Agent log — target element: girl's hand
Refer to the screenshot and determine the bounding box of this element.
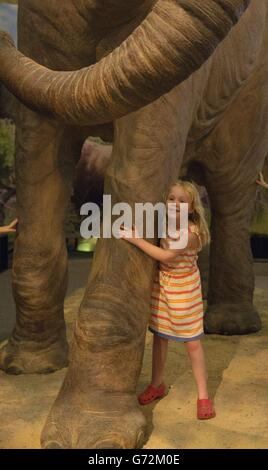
[256,172,268,189]
[118,224,141,245]
[0,218,18,234]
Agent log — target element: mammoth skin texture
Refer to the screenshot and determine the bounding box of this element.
[43,2,268,448]
[0,0,150,375]
[0,0,268,449]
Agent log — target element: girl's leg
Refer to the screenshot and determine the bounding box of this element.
[185,340,208,399]
[151,334,169,387]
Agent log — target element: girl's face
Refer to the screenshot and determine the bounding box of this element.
[166,185,193,219]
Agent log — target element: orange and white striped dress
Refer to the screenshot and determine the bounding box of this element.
[149,224,204,342]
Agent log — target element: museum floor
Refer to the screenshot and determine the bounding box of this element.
[0,256,267,449]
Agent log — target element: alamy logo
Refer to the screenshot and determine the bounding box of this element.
[80,195,189,249]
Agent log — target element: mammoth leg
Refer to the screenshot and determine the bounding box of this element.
[201,83,268,334]
[205,177,261,334]
[0,0,101,374]
[41,90,188,449]
[0,106,83,374]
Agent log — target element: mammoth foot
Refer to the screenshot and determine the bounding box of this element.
[41,389,146,449]
[204,302,262,335]
[0,337,68,375]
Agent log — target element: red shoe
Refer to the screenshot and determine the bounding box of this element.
[197,398,216,420]
[138,383,166,406]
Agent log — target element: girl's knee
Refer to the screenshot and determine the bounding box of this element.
[185,340,202,353]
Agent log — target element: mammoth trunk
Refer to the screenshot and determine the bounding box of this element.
[0,0,250,125]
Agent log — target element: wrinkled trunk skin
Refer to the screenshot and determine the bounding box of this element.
[0,1,249,125]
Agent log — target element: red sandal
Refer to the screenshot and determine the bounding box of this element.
[138,383,166,406]
[197,398,216,420]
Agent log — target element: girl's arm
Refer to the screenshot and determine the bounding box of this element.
[118,225,200,263]
[256,172,268,189]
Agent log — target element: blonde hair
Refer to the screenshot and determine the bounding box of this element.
[163,179,211,247]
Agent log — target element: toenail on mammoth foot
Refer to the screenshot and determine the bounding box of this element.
[0,338,68,375]
[41,394,147,449]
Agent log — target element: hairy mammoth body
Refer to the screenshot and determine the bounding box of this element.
[0,0,268,448]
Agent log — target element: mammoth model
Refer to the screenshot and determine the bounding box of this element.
[0,0,268,449]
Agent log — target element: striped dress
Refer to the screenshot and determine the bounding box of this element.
[149,224,204,342]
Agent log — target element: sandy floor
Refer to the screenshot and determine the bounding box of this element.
[0,286,268,449]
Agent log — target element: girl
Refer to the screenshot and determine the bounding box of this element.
[119,180,215,420]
